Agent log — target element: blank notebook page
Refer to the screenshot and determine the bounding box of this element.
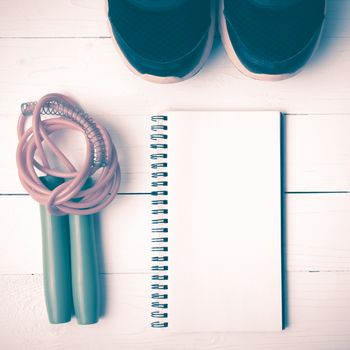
[166,111,282,332]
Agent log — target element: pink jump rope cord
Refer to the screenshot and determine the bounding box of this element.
[16,93,121,215]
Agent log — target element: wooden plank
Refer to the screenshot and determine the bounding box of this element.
[0,195,150,274]
[5,113,350,194]
[2,193,350,274]
[0,36,349,120]
[286,194,350,272]
[0,0,110,38]
[0,0,348,38]
[1,271,350,349]
[286,114,350,192]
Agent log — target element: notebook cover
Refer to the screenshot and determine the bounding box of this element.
[150,111,283,332]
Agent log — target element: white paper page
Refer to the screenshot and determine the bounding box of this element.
[166,111,282,332]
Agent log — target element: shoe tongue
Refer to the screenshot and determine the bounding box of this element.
[248,0,302,10]
[128,0,188,11]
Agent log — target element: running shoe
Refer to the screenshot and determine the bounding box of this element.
[219,0,326,80]
[106,0,216,83]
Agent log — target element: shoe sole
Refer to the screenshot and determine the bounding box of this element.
[105,0,216,84]
[219,0,327,81]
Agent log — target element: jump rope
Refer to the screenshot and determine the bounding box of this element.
[16,93,121,324]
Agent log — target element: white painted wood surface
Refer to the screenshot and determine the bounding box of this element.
[1,0,350,349]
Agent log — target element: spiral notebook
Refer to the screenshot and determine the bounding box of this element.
[150,111,283,332]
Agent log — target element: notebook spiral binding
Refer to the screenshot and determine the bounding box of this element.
[150,115,169,329]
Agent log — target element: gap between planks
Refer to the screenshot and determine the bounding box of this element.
[0,36,111,39]
[2,192,350,196]
[3,270,350,276]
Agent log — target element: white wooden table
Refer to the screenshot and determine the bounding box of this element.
[1,1,350,349]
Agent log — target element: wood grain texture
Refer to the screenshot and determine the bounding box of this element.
[0,195,150,274]
[1,272,350,350]
[4,113,350,194]
[2,193,350,274]
[286,115,350,192]
[1,0,350,348]
[0,0,348,38]
[0,39,349,118]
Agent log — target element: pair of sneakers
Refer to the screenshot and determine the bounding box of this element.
[106,0,326,83]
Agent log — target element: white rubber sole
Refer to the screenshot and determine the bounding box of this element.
[105,0,216,84]
[219,0,327,81]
